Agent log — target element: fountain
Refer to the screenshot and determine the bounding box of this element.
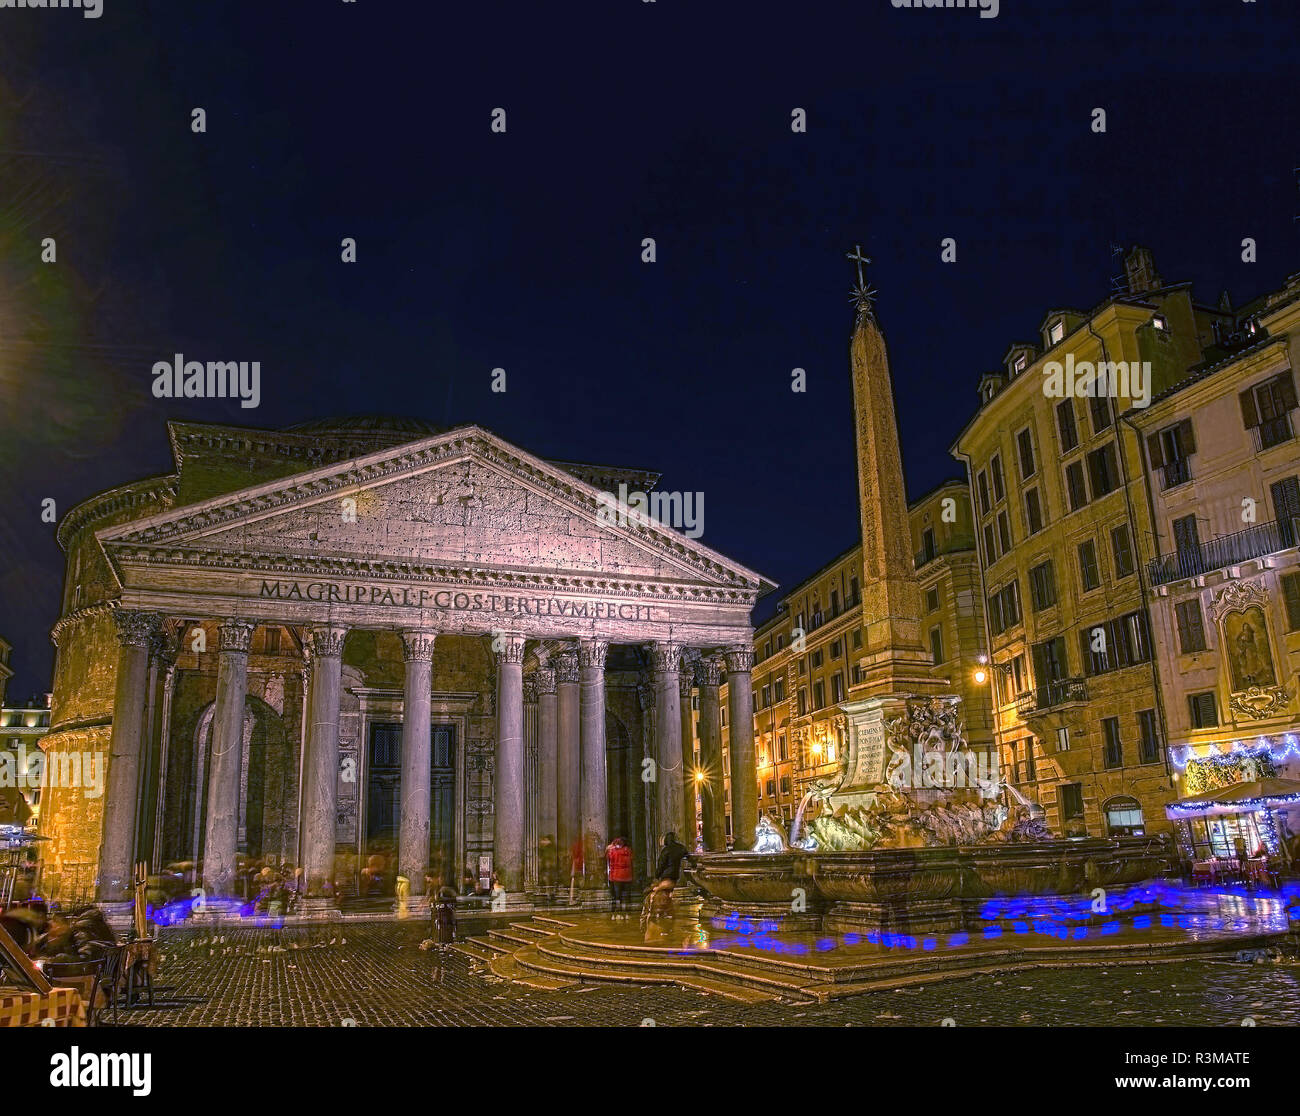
[692,693,1174,934]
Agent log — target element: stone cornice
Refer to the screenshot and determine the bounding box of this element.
[102,544,762,607]
[57,475,179,552]
[98,427,771,596]
[50,601,116,647]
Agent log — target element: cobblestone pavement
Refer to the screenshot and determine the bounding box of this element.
[111,920,1300,1027]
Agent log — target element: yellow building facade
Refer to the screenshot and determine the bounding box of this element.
[952,248,1236,837]
[1133,272,1300,851]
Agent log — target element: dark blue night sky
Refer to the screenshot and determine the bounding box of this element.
[2,0,1297,695]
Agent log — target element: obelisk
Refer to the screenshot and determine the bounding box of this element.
[846,248,947,699]
[831,248,954,806]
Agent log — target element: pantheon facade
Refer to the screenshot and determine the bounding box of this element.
[40,417,770,907]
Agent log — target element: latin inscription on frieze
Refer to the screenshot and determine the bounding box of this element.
[257,579,656,622]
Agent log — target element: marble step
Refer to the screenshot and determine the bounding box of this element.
[467,934,513,955]
[534,936,820,1002]
[448,940,499,964]
[510,943,780,1004]
[489,948,578,990]
[486,927,541,948]
[508,921,558,940]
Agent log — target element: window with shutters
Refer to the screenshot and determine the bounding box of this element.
[988,580,1021,635]
[1078,539,1100,591]
[1172,514,1202,576]
[797,688,808,716]
[1241,371,1299,450]
[977,470,991,515]
[1188,691,1218,729]
[1137,709,1161,765]
[926,588,940,613]
[997,510,1011,553]
[1066,461,1088,511]
[929,625,944,664]
[1111,524,1135,578]
[831,673,845,702]
[1090,395,1113,436]
[1283,572,1300,631]
[774,678,785,702]
[1025,487,1044,535]
[1147,419,1196,489]
[1174,599,1207,652]
[1087,442,1119,498]
[1029,560,1056,611]
[1080,610,1152,674]
[1060,783,1085,820]
[991,454,1005,503]
[1017,428,1036,479]
[920,526,937,563]
[983,522,997,563]
[813,680,825,709]
[1057,399,1079,452]
[1270,476,1300,547]
[1102,717,1123,769]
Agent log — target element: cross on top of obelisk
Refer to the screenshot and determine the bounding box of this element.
[846,243,877,320]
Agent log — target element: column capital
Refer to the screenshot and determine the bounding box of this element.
[308,624,348,658]
[112,609,162,648]
[724,646,755,674]
[579,638,609,671]
[494,633,527,664]
[148,628,178,666]
[522,677,538,703]
[533,666,557,695]
[678,667,696,698]
[698,656,725,687]
[217,618,256,654]
[554,648,580,684]
[401,629,438,662]
[649,641,682,675]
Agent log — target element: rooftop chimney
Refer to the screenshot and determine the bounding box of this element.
[1124,246,1162,295]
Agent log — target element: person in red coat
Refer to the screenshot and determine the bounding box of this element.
[604,836,634,917]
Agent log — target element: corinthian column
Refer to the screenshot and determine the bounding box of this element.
[555,648,580,879]
[697,656,726,851]
[97,609,161,903]
[725,646,758,850]
[202,618,256,899]
[679,657,698,848]
[398,630,437,901]
[534,666,558,893]
[579,638,609,890]
[651,642,683,850]
[493,634,527,892]
[302,624,347,901]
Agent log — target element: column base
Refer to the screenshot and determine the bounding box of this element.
[393,896,432,919]
[188,898,246,923]
[296,897,343,921]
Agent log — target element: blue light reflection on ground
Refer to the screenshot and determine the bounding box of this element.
[703,880,1295,960]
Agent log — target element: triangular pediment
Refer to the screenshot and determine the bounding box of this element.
[98,426,770,599]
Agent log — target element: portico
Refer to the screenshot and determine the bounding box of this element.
[73,424,771,911]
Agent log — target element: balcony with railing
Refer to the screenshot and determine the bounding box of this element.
[1254,412,1295,451]
[1159,456,1192,491]
[1146,517,1300,586]
[1015,677,1089,717]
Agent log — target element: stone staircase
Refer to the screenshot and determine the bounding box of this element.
[451,907,1291,1004]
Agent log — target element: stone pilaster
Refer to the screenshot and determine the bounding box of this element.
[555,648,580,883]
[651,642,684,851]
[697,656,726,851]
[302,625,347,903]
[493,634,527,892]
[97,609,161,903]
[725,646,758,851]
[679,655,698,848]
[534,666,559,894]
[397,630,437,902]
[199,619,255,899]
[578,638,609,890]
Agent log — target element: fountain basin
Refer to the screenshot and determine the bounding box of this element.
[692,836,1177,934]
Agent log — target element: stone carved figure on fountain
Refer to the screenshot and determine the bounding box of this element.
[1007,807,1052,843]
[753,813,789,854]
